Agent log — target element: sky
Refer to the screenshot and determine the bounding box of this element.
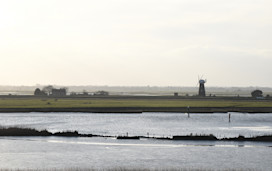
[0,0,271,87]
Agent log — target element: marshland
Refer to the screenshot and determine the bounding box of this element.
[0,96,272,113]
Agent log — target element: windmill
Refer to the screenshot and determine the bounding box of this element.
[197,76,207,97]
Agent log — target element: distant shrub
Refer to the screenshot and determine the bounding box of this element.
[251,90,263,98]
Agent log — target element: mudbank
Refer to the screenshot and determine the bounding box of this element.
[1,127,272,142]
[0,127,92,137]
[172,134,218,141]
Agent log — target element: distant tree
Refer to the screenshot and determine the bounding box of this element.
[251,90,263,98]
[42,85,54,95]
[34,88,41,95]
[34,88,47,96]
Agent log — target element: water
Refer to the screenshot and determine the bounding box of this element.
[0,112,272,170]
[1,112,272,138]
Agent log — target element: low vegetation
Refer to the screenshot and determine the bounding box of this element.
[1,127,272,142]
[0,97,272,108]
[0,127,82,137]
[0,168,218,171]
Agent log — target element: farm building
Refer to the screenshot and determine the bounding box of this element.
[51,88,67,96]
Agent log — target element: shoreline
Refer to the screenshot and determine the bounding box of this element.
[1,127,272,142]
[0,107,272,113]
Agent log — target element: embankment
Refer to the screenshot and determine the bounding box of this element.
[0,107,272,113]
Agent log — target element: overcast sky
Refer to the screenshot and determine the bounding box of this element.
[0,0,271,87]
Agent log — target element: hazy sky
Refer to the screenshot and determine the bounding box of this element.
[0,0,271,87]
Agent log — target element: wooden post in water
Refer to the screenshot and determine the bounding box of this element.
[228,113,231,123]
[187,106,190,118]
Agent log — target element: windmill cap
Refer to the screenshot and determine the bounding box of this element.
[199,79,206,84]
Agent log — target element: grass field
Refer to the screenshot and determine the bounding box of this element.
[0,97,272,108]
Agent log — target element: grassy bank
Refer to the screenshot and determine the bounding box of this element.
[0,96,271,113]
[0,168,244,171]
[0,97,272,108]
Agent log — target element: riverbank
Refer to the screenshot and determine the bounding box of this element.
[1,106,272,113]
[1,127,272,142]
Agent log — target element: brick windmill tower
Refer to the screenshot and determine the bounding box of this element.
[198,76,207,97]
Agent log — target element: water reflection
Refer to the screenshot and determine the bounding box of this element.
[0,136,272,170]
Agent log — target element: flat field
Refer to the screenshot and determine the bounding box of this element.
[0,97,271,108]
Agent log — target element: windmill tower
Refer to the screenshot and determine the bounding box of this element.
[198,76,207,97]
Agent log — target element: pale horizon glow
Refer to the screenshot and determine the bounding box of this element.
[0,0,271,87]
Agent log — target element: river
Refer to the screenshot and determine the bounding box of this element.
[0,112,272,170]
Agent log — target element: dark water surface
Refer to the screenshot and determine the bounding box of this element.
[0,112,272,170]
